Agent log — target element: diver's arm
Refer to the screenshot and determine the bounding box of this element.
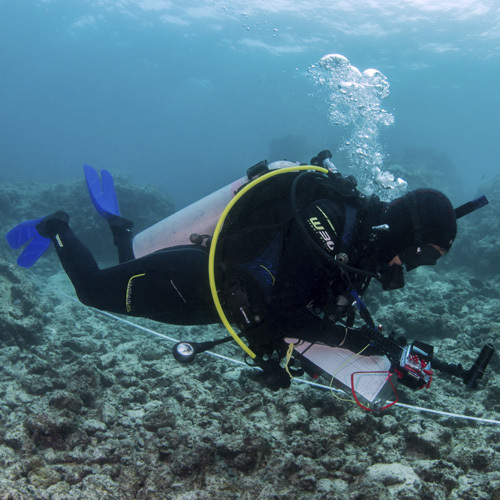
[295,320,385,355]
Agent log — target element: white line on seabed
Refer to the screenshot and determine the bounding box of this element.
[59,292,500,426]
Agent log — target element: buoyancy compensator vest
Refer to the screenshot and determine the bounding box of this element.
[214,167,382,355]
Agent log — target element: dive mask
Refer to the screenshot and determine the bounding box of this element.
[399,244,442,271]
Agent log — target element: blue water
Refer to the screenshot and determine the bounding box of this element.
[1,0,499,208]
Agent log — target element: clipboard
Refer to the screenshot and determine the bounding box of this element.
[285,338,395,410]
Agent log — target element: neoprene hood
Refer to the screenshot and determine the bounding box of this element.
[379,188,457,260]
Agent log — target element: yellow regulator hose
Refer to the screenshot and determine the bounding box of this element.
[208,165,328,359]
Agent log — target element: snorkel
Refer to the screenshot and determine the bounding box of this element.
[455,195,489,219]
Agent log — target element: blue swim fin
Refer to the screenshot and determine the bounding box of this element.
[83,164,120,218]
[5,217,51,268]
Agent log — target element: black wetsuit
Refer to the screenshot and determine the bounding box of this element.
[50,223,219,325]
[47,170,384,354]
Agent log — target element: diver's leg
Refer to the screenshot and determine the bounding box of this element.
[37,213,101,305]
[107,215,135,263]
[83,164,135,264]
[39,216,217,325]
[36,215,138,312]
[85,246,218,324]
[112,246,219,325]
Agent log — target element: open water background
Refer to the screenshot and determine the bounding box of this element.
[0,0,499,208]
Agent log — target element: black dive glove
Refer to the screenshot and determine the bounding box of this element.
[255,358,291,391]
[377,264,405,290]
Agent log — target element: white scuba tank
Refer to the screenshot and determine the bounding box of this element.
[132,161,300,258]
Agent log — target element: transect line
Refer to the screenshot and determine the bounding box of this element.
[58,292,500,425]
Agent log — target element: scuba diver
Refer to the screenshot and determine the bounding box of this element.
[6,151,493,397]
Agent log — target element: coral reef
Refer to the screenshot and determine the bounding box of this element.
[447,174,500,278]
[0,174,499,499]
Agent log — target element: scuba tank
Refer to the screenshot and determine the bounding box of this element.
[132,160,299,258]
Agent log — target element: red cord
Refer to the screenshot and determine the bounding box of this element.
[350,371,399,412]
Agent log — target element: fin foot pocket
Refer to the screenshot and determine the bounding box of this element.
[35,211,70,238]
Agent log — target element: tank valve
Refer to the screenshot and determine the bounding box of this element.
[190,233,210,245]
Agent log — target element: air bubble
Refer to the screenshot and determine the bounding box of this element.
[309,54,406,199]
